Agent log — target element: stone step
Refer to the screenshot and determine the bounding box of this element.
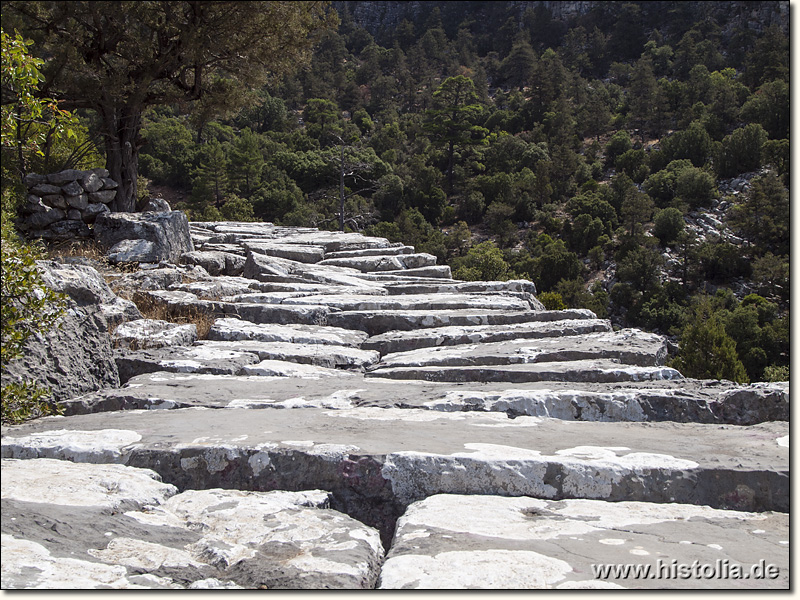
[1,458,382,589]
[1,409,788,550]
[362,318,613,354]
[192,340,380,370]
[115,345,260,383]
[379,494,789,589]
[318,253,437,273]
[217,293,534,313]
[355,265,453,279]
[374,330,669,369]
[242,241,326,264]
[59,373,788,426]
[207,317,368,347]
[384,279,538,296]
[367,360,683,384]
[324,245,414,259]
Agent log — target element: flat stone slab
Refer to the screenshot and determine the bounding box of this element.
[379,494,788,589]
[207,318,368,347]
[325,246,414,258]
[363,319,614,354]
[1,459,382,589]
[57,373,788,426]
[277,293,534,312]
[374,330,668,369]
[193,340,380,370]
[242,241,326,263]
[113,319,198,350]
[367,360,682,384]
[116,345,260,383]
[318,253,437,272]
[2,409,789,545]
[240,360,359,379]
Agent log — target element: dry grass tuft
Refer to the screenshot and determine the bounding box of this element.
[126,291,216,340]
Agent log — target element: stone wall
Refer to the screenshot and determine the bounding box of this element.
[18,168,119,241]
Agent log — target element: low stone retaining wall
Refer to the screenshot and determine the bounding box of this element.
[18,168,119,241]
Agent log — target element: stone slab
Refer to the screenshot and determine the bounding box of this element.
[379,494,788,589]
[363,319,614,354]
[193,340,380,369]
[207,317,369,347]
[374,330,669,369]
[116,345,260,383]
[366,360,683,384]
[1,459,382,589]
[1,409,789,545]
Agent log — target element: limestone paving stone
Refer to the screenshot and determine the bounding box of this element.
[363,318,614,354]
[1,459,383,589]
[115,345,260,383]
[113,319,198,350]
[1,408,789,533]
[207,317,369,347]
[373,329,669,369]
[56,372,788,426]
[192,340,380,369]
[378,494,788,589]
[318,253,437,272]
[367,360,683,384]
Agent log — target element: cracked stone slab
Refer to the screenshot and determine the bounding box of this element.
[379,494,788,589]
[367,360,683,384]
[57,373,788,426]
[2,409,789,539]
[374,330,669,369]
[363,319,613,354]
[318,253,437,272]
[193,340,380,369]
[115,345,260,383]
[242,241,326,263]
[276,293,535,312]
[1,459,382,589]
[113,319,198,350]
[207,318,368,347]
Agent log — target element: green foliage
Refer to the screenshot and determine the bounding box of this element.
[726,171,788,255]
[652,207,685,245]
[538,291,566,311]
[671,300,749,383]
[715,123,768,178]
[451,241,516,282]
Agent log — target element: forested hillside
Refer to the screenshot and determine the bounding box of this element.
[3,1,790,383]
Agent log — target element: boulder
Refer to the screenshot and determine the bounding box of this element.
[141,197,171,212]
[82,202,110,223]
[47,169,83,185]
[180,250,246,276]
[89,190,118,204]
[66,193,89,210]
[95,211,193,263]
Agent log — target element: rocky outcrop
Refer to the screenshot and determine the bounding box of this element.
[94,211,193,264]
[1,220,789,589]
[18,169,118,240]
[1,261,141,402]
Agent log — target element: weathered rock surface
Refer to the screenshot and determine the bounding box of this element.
[379,494,789,589]
[95,211,193,263]
[1,261,141,402]
[113,319,198,350]
[1,459,383,589]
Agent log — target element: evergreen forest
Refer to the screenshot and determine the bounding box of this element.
[1,1,790,386]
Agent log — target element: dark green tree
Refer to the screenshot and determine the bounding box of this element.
[4,1,337,211]
[423,76,488,194]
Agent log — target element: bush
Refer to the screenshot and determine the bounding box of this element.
[652,207,685,245]
[538,291,567,310]
[1,212,66,423]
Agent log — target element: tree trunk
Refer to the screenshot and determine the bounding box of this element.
[101,104,142,212]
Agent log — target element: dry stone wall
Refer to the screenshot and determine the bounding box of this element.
[18,168,119,241]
